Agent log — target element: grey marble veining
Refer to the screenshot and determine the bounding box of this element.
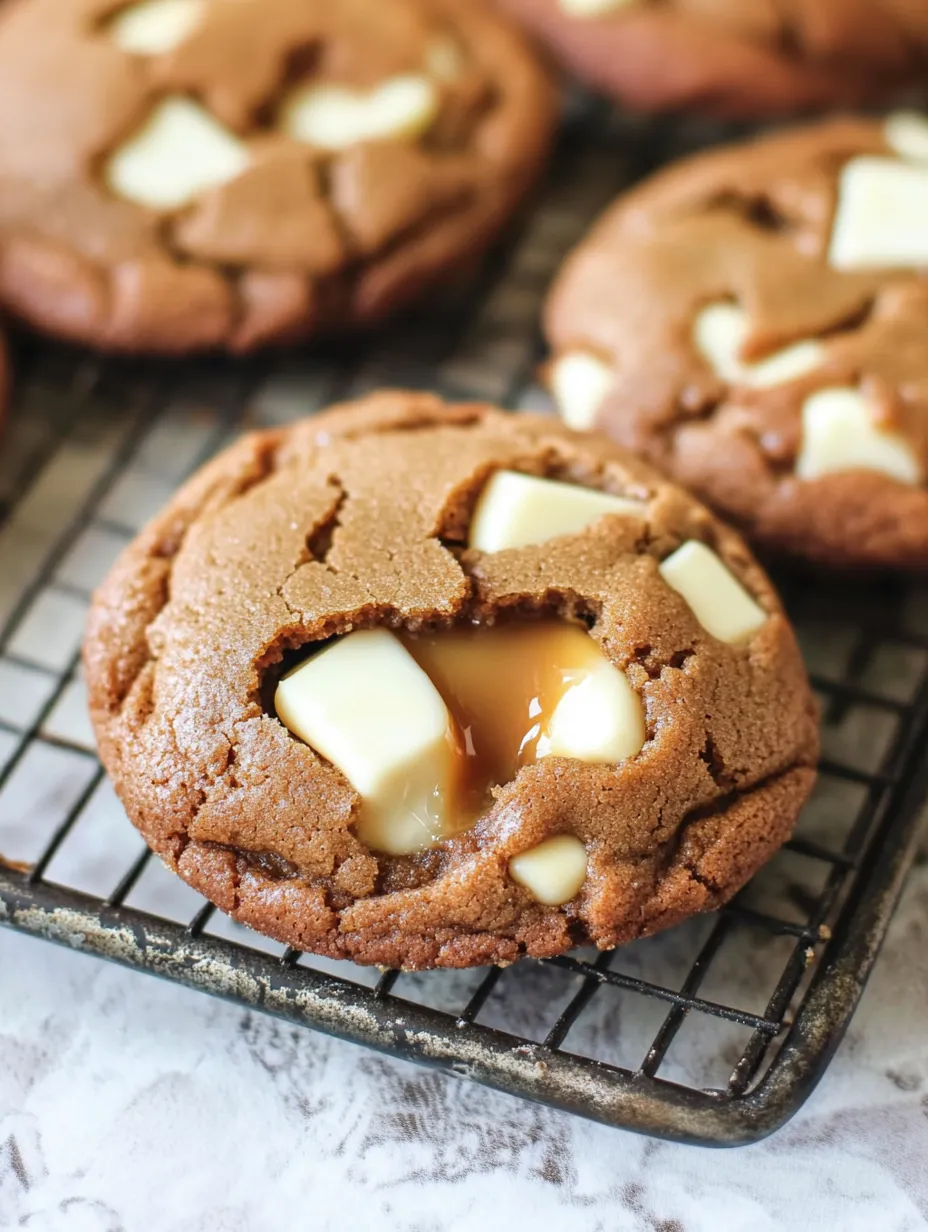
[0,843,926,1232]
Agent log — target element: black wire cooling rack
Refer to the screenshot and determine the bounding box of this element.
[1,109,927,1147]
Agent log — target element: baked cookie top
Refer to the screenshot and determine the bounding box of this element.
[85,392,817,970]
[492,0,928,117]
[0,0,554,354]
[547,114,928,571]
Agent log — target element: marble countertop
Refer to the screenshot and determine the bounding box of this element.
[2,840,926,1232]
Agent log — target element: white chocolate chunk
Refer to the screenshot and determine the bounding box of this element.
[281,75,439,150]
[559,0,636,15]
[537,659,645,764]
[105,97,249,209]
[509,835,588,906]
[551,351,613,430]
[694,302,823,389]
[108,0,204,55]
[797,388,922,485]
[275,629,456,855]
[885,111,928,164]
[659,541,767,644]
[469,471,644,554]
[829,157,928,270]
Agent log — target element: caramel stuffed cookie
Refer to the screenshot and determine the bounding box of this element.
[85,393,818,970]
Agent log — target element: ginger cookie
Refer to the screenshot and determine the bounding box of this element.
[0,0,555,353]
[84,391,818,969]
[547,114,928,571]
[492,0,928,117]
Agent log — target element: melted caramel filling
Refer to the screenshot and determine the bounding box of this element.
[399,620,607,836]
[275,619,641,857]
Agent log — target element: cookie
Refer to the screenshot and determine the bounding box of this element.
[0,0,554,354]
[84,391,818,970]
[546,114,928,572]
[492,0,928,118]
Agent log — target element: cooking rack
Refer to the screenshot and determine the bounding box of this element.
[1,107,927,1148]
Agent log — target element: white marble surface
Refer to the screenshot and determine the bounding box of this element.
[1,842,926,1232]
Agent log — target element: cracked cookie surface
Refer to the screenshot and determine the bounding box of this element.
[84,392,818,969]
[0,0,554,354]
[546,117,928,572]
[491,0,928,117]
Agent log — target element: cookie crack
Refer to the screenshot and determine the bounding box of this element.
[103,437,285,719]
[703,191,792,236]
[629,642,696,680]
[304,478,348,568]
[659,760,808,890]
[698,735,738,792]
[769,0,802,61]
[681,860,722,897]
[315,156,361,262]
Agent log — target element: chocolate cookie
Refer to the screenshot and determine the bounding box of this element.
[0,0,554,354]
[546,114,928,572]
[492,0,928,118]
[85,391,818,970]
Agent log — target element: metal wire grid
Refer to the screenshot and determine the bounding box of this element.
[1,116,927,1147]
